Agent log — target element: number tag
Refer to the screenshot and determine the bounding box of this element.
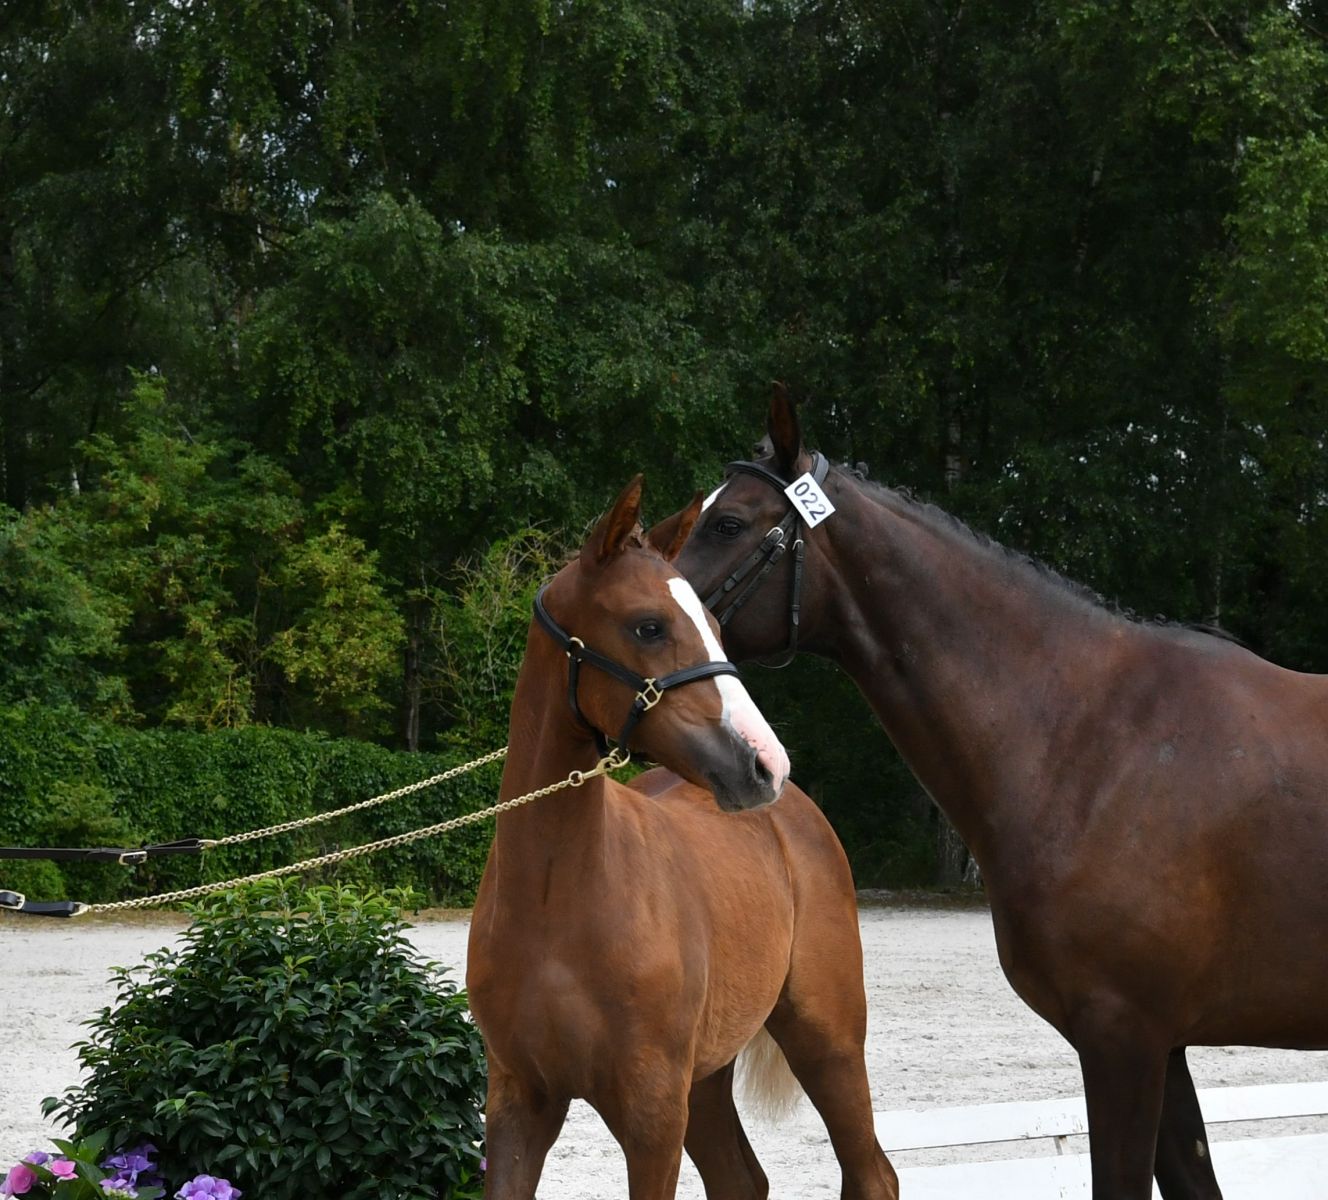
[784,473,836,528]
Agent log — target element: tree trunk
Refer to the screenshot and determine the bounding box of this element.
[402,601,423,752]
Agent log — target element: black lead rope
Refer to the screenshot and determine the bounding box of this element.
[0,839,212,918]
[0,838,209,866]
[1,891,84,918]
[702,452,829,669]
[532,583,741,760]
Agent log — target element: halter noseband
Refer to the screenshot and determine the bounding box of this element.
[701,451,830,669]
[533,582,741,760]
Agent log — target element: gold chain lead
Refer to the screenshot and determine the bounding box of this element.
[75,749,628,917]
[207,745,512,848]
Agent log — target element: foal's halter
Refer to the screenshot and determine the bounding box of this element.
[533,583,741,760]
[702,452,830,669]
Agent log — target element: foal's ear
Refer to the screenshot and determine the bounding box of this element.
[768,381,806,478]
[647,491,704,562]
[582,474,645,567]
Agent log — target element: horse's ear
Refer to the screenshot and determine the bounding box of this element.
[647,491,704,562]
[582,474,645,567]
[767,381,805,478]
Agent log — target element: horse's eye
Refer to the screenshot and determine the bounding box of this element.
[634,619,665,642]
[713,516,744,538]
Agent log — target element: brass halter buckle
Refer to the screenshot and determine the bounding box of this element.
[636,679,664,711]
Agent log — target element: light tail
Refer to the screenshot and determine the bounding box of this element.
[736,1026,804,1123]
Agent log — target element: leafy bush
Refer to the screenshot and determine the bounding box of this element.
[44,882,486,1200]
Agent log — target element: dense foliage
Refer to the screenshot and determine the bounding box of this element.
[0,701,498,907]
[4,1,1328,883]
[44,883,486,1200]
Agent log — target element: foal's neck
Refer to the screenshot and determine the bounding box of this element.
[814,480,1133,866]
[488,624,613,884]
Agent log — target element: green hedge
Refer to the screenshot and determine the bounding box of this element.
[0,703,499,908]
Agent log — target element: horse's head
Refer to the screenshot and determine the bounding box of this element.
[539,475,790,811]
[664,384,838,665]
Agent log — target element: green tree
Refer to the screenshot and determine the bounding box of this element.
[0,507,129,714]
[11,375,405,733]
[5,0,1328,883]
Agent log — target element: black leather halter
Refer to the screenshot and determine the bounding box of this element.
[533,583,741,760]
[701,451,830,669]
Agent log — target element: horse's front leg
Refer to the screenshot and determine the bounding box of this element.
[597,1062,691,1200]
[1154,1048,1223,1200]
[1074,997,1171,1200]
[482,1063,570,1200]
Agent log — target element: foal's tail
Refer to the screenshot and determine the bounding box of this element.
[736,1027,804,1123]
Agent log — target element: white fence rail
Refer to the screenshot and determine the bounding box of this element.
[881,1081,1328,1199]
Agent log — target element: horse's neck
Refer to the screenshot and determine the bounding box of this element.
[488,629,612,888]
[816,483,1130,865]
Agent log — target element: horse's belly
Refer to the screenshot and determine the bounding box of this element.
[989,881,1328,1051]
[688,966,792,1080]
[1188,937,1328,1047]
[470,921,789,1099]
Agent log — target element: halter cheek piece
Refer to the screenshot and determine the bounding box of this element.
[701,451,829,669]
[533,583,741,761]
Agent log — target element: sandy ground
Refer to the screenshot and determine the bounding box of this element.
[3,900,1325,1196]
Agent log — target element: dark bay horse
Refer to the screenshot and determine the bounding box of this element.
[664,388,1328,1200]
[466,476,898,1200]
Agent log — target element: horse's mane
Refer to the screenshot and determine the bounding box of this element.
[840,462,1243,647]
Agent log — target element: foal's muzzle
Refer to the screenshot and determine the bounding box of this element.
[695,724,785,812]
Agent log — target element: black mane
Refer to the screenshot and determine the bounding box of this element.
[843,464,1242,646]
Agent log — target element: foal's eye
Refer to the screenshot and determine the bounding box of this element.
[634,619,666,642]
[713,516,744,538]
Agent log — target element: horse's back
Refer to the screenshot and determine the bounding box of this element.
[627,767,856,885]
[628,766,867,1008]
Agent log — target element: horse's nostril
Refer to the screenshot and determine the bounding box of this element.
[751,751,773,787]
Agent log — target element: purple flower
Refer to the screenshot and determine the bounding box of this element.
[101,1144,162,1191]
[49,1159,77,1180]
[0,1163,36,1197]
[99,1182,139,1200]
[20,1154,48,1167]
[175,1175,241,1200]
[104,1155,150,1176]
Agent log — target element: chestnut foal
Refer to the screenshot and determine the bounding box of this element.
[466,477,897,1200]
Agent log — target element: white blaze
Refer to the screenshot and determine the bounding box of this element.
[700,482,727,511]
[666,578,791,792]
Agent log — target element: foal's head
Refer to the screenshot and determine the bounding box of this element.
[541,475,791,811]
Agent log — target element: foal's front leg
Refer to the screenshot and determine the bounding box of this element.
[483,1063,570,1200]
[596,1065,692,1200]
